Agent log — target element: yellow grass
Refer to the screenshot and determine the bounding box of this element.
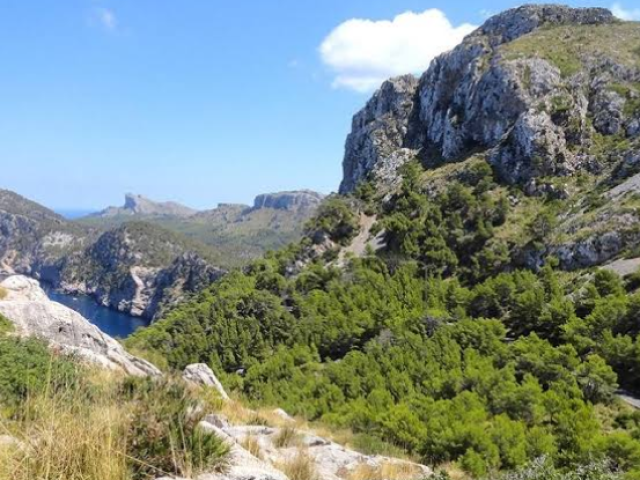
[241,434,264,460]
[0,373,129,480]
[346,461,423,480]
[276,450,319,480]
[0,287,7,300]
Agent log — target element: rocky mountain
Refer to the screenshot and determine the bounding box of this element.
[340,4,640,270]
[252,190,324,212]
[0,190,224,319]
[81,190,325,266]
[126,7,640,477]
[92,193,197,218]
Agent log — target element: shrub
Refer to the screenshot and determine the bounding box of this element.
[0,313,13,334]
[0,336,82,409]
[123,376,230,479]
[274,425,301,448]
[305,197,359,246]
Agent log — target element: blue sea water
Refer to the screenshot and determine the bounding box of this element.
[44,289,149,338]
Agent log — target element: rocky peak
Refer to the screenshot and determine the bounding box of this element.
[252,190,325,212]
[339,5,633,193]
[339,75,419,194]
[475,5,614,47]
[95,193,197,218]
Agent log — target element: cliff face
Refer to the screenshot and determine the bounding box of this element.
[252,190,325,212]
[338,5,640,270]
[340,5,630,193]
[0,191,224,320]
[93,193,197,218]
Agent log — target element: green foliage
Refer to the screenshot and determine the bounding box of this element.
[0,313,13,335]
[305,197,359,246]
[128,161,640,476]
[0,336,82,409]
[122,376,230,479]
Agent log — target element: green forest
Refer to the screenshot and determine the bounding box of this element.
[127,161,640,478]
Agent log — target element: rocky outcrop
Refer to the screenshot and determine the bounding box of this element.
[339,5,622,193]
[252,191,325,213]
[92,193,197,218]
[0,275,160,376]
[193,418,431,480]
[339,75,419,193]
[57,225,226,320]
[182,363,230,400]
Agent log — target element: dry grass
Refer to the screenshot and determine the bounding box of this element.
[276,450,319,480]
[274,426,301,448]
[0,369,230,480]
[0,287,7,301]
[0,372,129,480]
[346,461,424,480]
[240,434,264,460]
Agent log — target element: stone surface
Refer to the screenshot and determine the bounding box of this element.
[212,423,430,480]
[339,5,620,194]
[0,275,160,376]
[92,193,197,218]
[252,191,325,212]
[182,364,230,400]
[339,75,419,194]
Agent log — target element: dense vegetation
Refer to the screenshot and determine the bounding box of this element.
[0,336,229,480]
[128,161,640,477]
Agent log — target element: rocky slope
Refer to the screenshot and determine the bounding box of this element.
[0,274,159,375]
[339,4,640,270]
[79,191,325,267]
[57,222,226,318]
[0,190,224,319]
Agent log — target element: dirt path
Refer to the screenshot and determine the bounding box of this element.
[336,214,381,266]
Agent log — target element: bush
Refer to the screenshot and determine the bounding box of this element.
[0,336,82,409]
[0,313,13,334]
[305,197,359,246]
[123,376,230,479]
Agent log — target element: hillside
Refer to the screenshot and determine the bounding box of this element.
[0,190,225,319]
[127,6,640,478]
[79,191,325,266]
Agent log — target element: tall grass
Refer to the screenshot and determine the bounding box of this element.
[0,351,230,480]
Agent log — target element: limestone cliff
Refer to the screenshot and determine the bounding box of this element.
[339,5,626,193]
[338,5,640,271]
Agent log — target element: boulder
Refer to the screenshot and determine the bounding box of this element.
[0,275,160,377]
[182,364,230,400]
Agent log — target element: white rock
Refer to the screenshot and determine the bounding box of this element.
[182,364,230,400]
[0,275,160,377]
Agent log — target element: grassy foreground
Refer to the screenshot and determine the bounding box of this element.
[0,336,229,480]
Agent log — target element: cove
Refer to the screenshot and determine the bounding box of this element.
[44,288,149,338]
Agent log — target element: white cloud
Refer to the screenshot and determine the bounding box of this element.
[319,9,477,93]
[611,3,640,20]
[96,7,117,31]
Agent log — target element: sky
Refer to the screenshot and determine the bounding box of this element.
[1,1,639,212]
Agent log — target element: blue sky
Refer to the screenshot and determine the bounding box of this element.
[1,1,638,211]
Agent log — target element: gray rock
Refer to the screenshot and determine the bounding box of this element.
[0,275,160,376]
[252,191,324,212]
[339,75,419,194]
[92,193,197,218]
[338,5,621,193]
[183,364,230,400]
